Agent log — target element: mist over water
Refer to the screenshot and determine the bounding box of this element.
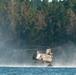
[52,42,76,67]
[0,24,76,67]
[0,35,76,67]
[0,23,76,67]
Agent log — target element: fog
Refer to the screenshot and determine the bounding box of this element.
[0,36,76,67]
[52,42,76,67]
[0,23,76,67]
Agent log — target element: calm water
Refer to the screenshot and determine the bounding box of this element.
[0,67,76,75]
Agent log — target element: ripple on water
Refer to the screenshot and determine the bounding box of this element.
[0,67,76,75]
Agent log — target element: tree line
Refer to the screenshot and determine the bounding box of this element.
[0,0,76,47]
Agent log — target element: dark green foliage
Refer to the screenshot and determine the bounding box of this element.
[0,0,76,46]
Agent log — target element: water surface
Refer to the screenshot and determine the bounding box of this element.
[0,67,76,75]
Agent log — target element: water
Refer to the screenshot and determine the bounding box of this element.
[0,67,76,75]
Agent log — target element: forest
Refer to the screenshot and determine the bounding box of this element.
[0,0,76,47]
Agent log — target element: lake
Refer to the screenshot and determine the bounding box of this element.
[0,67,76,75]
